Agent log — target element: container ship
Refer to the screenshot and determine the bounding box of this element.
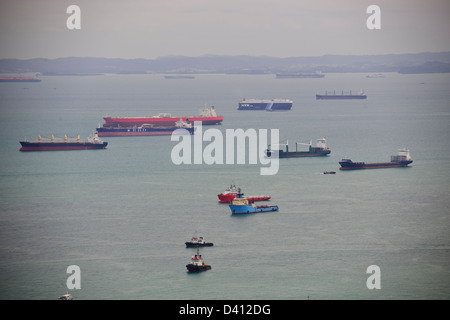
[96,120,194,137]
[276,73,324,79]
[265,138,330,158]
[0,75,41,82]
[20,134,107,151]
[102,106,222,128]
[339,148,413,170]
[217,184,271,203]
[316,91,367,100]
[238,99,293,111]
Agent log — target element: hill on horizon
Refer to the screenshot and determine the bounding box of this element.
[1,52,450,75]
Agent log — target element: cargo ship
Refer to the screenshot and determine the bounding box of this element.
[316,91,367,100]
[20,134,107,151]
[164,75,195,79]
[186,248,211,272]
[339,148,413,170]
[217,184,271,203]
[229,193,278,215]
[102,106,222,127]
[0,75,41,82]
[238,98,293,111]
[265,138,330,158]
[276,73,324,79]
[96,119,194,137]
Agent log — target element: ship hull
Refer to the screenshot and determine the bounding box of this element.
[218,194,271,203]
[276,73,324,79]
[103,116,222,127]
[339,160,413,170]
[96,126,194,137]
[186,265,211,272]
[238,101,292,111]
[266,149,330,158]
[185,242,214,248]
[277,151,330,158]
[0,78,41,82]
[19,141,107,151]
[316,94,366,100]
[229,204,279,214]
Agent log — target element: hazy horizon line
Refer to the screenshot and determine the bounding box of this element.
[2,50,450,61]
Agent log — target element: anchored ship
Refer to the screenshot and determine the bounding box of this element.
[164,75,195,79]
[96,119,194,137]
[276,73,324,79]
[0,75,41,82]
[316,90,367,100]
[185,236,213,248]
[265,138,330,158]
[238,98,293,111]
[229,193,278,214]
[102,106,222,128]
[186,248,211,272]
[20,134,107,151]
[218,184,271,203]
[339,148,413,170]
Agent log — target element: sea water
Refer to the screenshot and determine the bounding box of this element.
[0,72,449,300]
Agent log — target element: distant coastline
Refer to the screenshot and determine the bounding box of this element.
[1,52,450,75]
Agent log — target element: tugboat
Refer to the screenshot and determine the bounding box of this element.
[229,193,279,215]
[58,293,73,300]
[218,184,271,203]
[185,236,214,248]
[186,248,211,273]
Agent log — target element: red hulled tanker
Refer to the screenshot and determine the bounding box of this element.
[102,106,222,128]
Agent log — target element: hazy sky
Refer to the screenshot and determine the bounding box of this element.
[1,0,449,59]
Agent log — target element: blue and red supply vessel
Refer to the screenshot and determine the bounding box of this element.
[229,193,278,215]
[20,134,107,151]
[339,148,413,170]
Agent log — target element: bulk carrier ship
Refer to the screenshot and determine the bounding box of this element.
[20,134,107,151]
[316,90,367,100]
